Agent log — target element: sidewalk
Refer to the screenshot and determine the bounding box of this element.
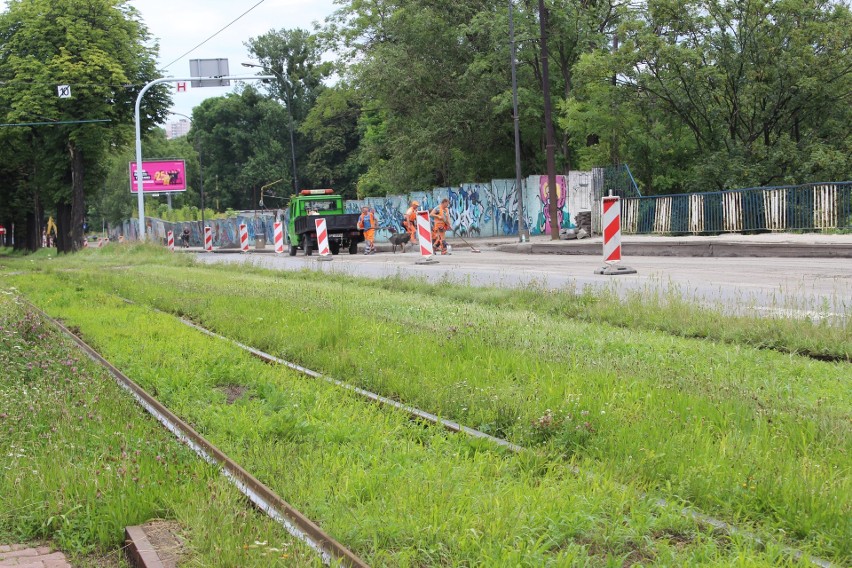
[492,232,852,258]
[0,544,71,567]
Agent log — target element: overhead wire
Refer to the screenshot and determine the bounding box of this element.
[159,0,268,71]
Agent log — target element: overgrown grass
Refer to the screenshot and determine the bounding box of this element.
[1,245,849,565]
[0,293,325,566]
[1,285,813,566]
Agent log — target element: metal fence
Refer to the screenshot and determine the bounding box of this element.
[615,182,852,235]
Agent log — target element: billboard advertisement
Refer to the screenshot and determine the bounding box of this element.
[129,160,187,193]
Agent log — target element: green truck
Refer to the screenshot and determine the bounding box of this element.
[287,189,364,256]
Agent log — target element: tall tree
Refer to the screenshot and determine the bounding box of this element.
[574,0,852,192]
[0,0,169,251]
[246,28,333,192]
[191,87,291,210]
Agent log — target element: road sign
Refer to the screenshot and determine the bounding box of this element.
[189,59,230,88]
[57,85,71,98]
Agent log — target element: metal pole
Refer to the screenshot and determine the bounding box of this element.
[135,75,273,241]
[199,133,205,233]
[510,0,527,242]
[285,79,299,193]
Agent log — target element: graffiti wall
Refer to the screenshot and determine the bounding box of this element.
[113,214,277,248]
[116,173,595,244]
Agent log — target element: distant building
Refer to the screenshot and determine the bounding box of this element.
[165,119,191,140]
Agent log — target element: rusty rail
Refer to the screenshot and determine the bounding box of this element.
[29,301,369,568]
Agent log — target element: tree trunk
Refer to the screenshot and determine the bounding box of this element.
[538,0,559,240]
[69,142,85,251]
[55,202,73,254]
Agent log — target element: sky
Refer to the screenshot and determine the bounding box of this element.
[130,0,338,121]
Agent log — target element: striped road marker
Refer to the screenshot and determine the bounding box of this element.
[415,210,438,264]
[595,195,636,275]
[239,223,249,253]
[167,231,174,252]
[273,222,284,254]
[314,218,332,261]
[204,226,213,252]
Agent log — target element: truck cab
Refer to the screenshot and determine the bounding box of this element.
[287,189,364,256]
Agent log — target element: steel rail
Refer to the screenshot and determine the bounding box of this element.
[27,300,369,568]
[168,311,834,568]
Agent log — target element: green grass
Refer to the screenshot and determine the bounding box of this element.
[0,293,325,566]
[1,244,849,565]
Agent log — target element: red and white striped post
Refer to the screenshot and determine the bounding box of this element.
[239,224,249,252]
[595,195,636,275]
[602,196,621,263]
[314,218,332,260]
[204,226,213,252]
[415,210,438,264]
[273,222,284,253]
[167,231,174,252]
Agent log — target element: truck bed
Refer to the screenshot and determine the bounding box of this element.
[294,213,361,235]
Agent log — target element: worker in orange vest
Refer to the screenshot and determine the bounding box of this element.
[430,198,451,254]
[357,205,377,255]
[403,200,419,251]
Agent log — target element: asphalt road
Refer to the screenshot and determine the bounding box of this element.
[195,247,851,323]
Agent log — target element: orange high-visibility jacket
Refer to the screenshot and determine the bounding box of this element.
[357,211,376,230]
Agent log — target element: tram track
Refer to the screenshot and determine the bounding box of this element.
[116,296,833,568]
[25,299,369,568]
[13,285,837,568]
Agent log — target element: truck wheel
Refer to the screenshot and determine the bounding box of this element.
[349,240,358,255]
[330,241,340,255]
[305,240,313,256]
[288,244,298,256]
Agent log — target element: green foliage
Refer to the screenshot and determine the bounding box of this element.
[0,0,170,249]
[300,84,366,199]
[565,0,852,193]
[191,87,292,210]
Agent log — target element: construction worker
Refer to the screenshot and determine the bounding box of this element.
[430,198,451,254]
[357,205,377,254]
[403,200,419,251]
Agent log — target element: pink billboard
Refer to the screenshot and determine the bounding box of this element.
[129,160,187,193]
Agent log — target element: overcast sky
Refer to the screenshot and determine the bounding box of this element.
[130,0,338,121]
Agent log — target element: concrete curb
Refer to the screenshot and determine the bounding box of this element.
[125,527,164,568]
[496,241,852,258]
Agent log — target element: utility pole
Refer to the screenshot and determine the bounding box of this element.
[510,0,528,242]
[538,0,560,240]
[134,74,272,240]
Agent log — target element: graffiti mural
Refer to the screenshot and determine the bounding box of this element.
[448,184,486,237]
[485,179,530,236]
[116,173,595,244]
[532,175,568,235]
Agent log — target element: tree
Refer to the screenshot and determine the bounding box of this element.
[0,0,169,251]
[245,28,334,192]
[300,84,366,198]
[327,0,518,193]
[190,87,292,210]
[577,0,852,192]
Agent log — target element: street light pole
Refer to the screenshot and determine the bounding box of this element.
[134,75,273,241]
[509,0,528,242]
[242,62,299,193]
